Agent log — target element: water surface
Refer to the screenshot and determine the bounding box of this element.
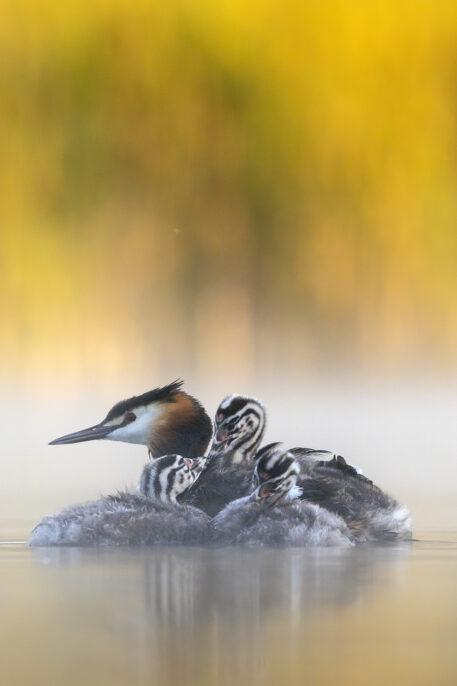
[1,533,456,686]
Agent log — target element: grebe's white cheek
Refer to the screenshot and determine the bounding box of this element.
[107,405,162,445]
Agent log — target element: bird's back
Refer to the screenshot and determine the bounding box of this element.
[180,455,254,517]
[211,496,355,547]
[28,493,210,547]
[291,449,411,541]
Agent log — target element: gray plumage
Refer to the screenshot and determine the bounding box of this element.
[280,447,412,542]
[210,446,355,547]
[180,395,266,516]
[28,455,210,547]
[210,497,356,547]
[28,493,209,547]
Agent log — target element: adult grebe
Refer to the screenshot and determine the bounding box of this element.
[210,444,354,546]
[49,380,213,459]
[28,455,210,546]
[180,394,266,516]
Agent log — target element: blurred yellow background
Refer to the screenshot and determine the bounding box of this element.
[2,0,457,388]
[1,1,457,534]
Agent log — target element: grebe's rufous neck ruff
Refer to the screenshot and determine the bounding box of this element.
[49,380,213,459]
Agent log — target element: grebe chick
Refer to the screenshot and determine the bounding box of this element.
[283,448,411,542]
[210,445,354,547]
[180,394,266,516]
[28,455,210,547]
[49,380,212,459]
[211,394,266,466]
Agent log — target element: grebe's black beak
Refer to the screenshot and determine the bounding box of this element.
[49,423,113,445]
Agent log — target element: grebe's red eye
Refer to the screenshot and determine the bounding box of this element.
[125,412,136,424]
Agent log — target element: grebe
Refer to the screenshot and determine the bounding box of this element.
[291,447,361,477]
[210,444,354,547]
[266,445,411,542]
[28,455,210,546]
[211,394,266,465]
[180,394,266,516]
[49,380,213,459]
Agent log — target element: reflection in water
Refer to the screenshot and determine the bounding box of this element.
[1,539,456,685]
[25,544,414,685]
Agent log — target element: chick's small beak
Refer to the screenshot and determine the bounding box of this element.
[216,427,230,442]
[190,457,207,474]
[49,423,114,445]
[259,485,271,499]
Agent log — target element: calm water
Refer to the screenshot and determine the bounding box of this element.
[1,533,456,686]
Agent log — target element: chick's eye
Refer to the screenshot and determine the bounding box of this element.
[125,412,136,423]
[217,413,224,422]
